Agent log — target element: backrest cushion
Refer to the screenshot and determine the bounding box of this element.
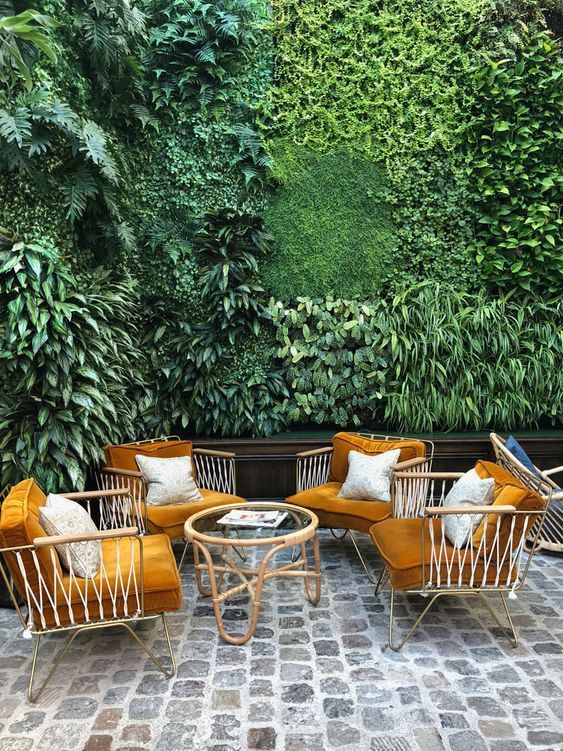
[329,432,426,484]
[0,479,61,598]
[472,460,545,548]
[505,435,540,478]
[103,440,194,474]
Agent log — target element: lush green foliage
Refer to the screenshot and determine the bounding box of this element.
[271,297,388,427]
[71,0,147,121]
[265,0,562,294]
[0,87,120,224]
[0,5,57,90]
[273,285,563,433]
[470,27,562,293]
[145,0,259,112]
[261,144,397,298]
[144,209,288,438]
[265,0,488,291]
[0,239,141,491]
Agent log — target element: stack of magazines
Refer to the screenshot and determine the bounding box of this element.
[217,509,288,529]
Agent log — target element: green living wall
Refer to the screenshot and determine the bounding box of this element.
[0,0,561,489]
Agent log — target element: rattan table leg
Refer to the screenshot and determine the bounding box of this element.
[302,532,321,604]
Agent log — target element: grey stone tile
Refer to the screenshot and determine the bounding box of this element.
[0,531,559,750]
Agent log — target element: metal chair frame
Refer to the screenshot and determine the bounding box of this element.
[96,436,238,568]
[490,432,563,553]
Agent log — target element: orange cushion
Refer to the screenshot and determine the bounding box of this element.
[473,460,545,547]
[0,479,61,600]
[145,489,247,540]
[329,432,426,483]
[370,517,510,591]
[287,482,391,533]
[38,533,182,629]
[103,440,193,473]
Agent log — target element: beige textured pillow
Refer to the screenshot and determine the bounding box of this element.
[39,493,100,579]
[337,449,401,503]
[443,469,495,548]
[135,454,203,506]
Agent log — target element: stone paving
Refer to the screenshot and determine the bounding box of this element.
[0,530,561,751]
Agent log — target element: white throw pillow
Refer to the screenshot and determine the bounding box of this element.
[337,449,401,503]
[135,454,203,506]
[39,493,101,579]
[443,469,495,548]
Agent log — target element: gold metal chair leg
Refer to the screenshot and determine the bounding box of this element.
[330,528,348,540]
[122,615,176,678]
[478,591,518,648]
[28,630,82,703]
[221,528,248,563]
[349,530,380,585]
[291,545,302,563]
[231,536,248,563]
[388,589,441,652]
[178,539,190,571]
[27,615,176,703]
[374,567,389,596]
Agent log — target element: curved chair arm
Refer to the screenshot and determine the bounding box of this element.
[392,470,464,519]
[544,464,563,478]
[296,447,333,492]
[296,447,333,459]
[32,526,139,546]
[192,448,236,495]
[391,457,427,471]
[95,469,147,532]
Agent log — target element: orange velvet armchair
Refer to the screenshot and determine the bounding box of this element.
[287,432,434,583]
[371,460,549,650]
[97,436,246,567]
[0,479,181,702]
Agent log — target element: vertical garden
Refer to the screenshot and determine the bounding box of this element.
[0,0,561,489]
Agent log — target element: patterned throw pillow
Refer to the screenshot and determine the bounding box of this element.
[39,494,101,579]
[337,449,401,503]
[443,469,495,548]
[135,455,203,506]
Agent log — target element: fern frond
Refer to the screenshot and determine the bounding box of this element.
[116,220,135,251]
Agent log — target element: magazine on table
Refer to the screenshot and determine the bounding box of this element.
[217,509,288,529]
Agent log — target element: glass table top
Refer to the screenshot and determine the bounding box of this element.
[188,502,314,542]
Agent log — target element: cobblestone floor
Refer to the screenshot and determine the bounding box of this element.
[0,531,561,751]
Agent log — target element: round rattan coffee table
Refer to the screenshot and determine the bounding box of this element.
[184,502,321,644]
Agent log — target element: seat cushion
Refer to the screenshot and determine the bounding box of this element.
[473,460,545,547]
[370,518,510,591]
[38,533,182,629]
[287,482,391,533]
[0,479,62,599]
[145,488,247,539]
[329,432,426,483]
[103,439,193,474]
